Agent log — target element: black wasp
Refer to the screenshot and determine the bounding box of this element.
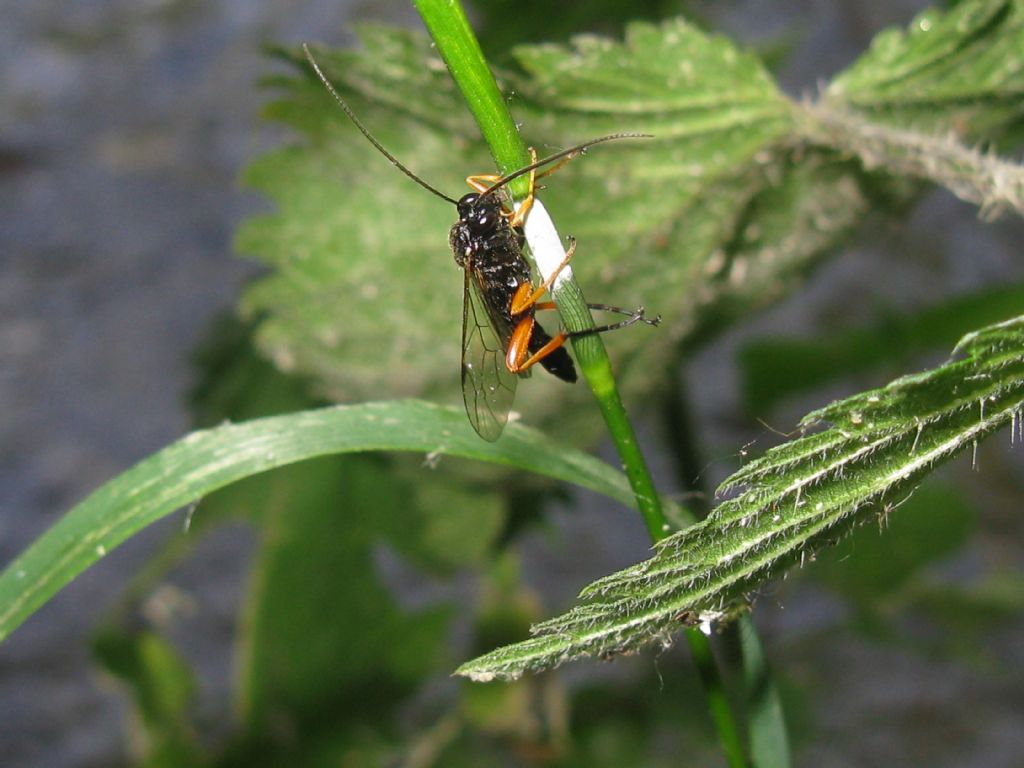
[303,44,659,441]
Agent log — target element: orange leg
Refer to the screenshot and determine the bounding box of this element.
[533,153,574,181]
[505,315,570,374]
[504,288,659,375]
[503,236,577,374]
[464,173,501,193]
[506,149,578,226]
[509,236,576,315]
[466,148,541,228]
[467,145,581,228]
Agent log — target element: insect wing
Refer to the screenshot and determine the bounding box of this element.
[461,270,517,441]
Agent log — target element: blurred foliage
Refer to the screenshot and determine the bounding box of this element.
[93,628,204,768]
[812,482,976,618]
[3,1,1019,766]
[739,283,1024,415]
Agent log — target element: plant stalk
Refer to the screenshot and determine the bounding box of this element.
[414,0,669,540]
[799,99,1024,220]
[413,2,752,765]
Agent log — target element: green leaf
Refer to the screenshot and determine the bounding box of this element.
[457,316,1024,680]
[826,0,1024,135]
[798,2,1024,220]
[238,33,476,407]
[189,315,506,570]
[684,151,870,345]
[472,0,695,54]
[188,323,496,751]
[737,616,791,768]
[0,400,682,645]
[242,15,1024,447]
[513,19,784,117]
[239,23,800,441]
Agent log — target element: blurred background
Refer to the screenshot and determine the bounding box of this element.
[2,1,1023,765]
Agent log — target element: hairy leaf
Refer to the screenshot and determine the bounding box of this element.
[239,22,796,440]
[826,0,1024,136]
[798,1,1024,219]
[457,316,1024,680]
[243,11,1024,441]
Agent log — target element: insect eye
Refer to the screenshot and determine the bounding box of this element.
[457,193,480,220]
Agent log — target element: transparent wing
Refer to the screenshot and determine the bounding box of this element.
[461,270,518,441]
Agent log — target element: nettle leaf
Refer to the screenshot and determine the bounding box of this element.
[239,21,800,438]
[457,316,1024,680]
[826,0,1024,135]
[507,19,853,363]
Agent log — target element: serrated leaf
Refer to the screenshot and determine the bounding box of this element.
[514,19,783,114]
[457,316,1024,680]
[473,0,687,55]
[0,400,681,645]
[238,23,800,440]
[826,0,1024,135]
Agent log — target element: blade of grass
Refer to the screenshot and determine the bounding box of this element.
[738,615,791,768]
[0,400,683,645]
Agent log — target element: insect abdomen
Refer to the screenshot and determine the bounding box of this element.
[531,327,576,382]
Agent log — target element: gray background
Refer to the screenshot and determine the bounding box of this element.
[2,1,1022,765]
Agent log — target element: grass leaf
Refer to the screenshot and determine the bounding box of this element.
[0,400,674,645]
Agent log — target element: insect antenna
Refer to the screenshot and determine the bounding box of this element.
[479,133,653,201]
[302,43,458,205]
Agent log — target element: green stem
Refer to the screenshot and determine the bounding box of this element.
[413,0,530,196]
[414,0,669,540]
[560,276,667,539]
[687,630,750,768]
[666,377,791,767]
[799,99,1024,220]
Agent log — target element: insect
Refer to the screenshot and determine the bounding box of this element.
[303,44,659,440]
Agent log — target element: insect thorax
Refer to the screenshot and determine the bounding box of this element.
[448,194,525,274]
